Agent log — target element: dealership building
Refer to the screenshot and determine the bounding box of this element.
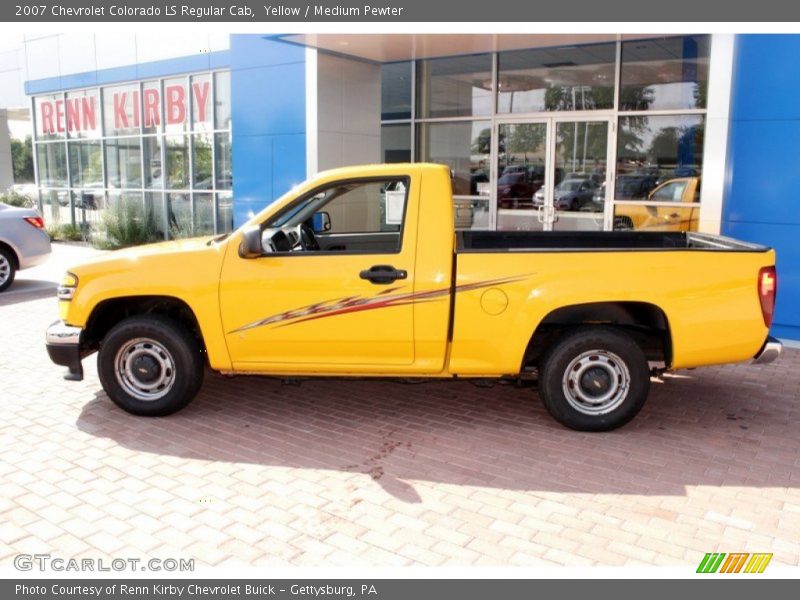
[2,33,798,340]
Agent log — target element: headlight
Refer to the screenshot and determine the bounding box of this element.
[57,272,79,301]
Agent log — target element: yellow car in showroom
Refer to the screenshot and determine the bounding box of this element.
[614,177,701,231]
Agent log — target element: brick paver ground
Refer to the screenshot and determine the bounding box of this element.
[2,246,799,568]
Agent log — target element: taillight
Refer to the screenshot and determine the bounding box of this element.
[23,216,45,229]
[758,266,777,328]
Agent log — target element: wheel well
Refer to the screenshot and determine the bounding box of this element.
[83,296,206,356]
[524,301,672,368]
[0,241,19,269]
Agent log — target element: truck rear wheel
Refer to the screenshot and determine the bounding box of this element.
[98,315,204,416]
[538,327,650,431]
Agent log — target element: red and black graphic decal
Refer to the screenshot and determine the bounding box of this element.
[228,275,527,334]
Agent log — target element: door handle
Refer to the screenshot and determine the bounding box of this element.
[359,265,408,285]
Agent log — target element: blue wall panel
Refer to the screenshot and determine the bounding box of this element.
[24,51,230,94]
[724,34,800,340]
[230,35,306,228]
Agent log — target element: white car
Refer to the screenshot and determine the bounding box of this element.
[0,203,52,292]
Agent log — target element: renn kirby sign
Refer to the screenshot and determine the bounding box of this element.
[37,81,211,134]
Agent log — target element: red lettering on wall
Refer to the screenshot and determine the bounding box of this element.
[143,88,160,128]
[40,102,55,134]
[165,85,186,125]
[80,96,97,131]
[54,100,65,133]
[113,93,129,129]
[191,81,210,123]
[66,99,81,132]
[131,91,140,127]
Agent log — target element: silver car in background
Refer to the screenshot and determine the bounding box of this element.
[0,203,52,292]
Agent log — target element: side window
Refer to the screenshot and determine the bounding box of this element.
[325,180,407,235]
[264,177,409,254]
[652,181,686,202]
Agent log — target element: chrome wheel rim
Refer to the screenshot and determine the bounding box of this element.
[562,349,630,415]
[0,255,10,286]
[114,337,176,401]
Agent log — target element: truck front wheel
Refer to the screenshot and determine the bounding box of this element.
[538,327,650,431]
[97,315,204,416]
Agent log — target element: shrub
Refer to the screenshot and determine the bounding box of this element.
[45,222,87,243]
[60,223,86,242]
[0,189,35,208]
[94,201,161,249]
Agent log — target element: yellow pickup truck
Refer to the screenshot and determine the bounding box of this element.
[46,164,781,431]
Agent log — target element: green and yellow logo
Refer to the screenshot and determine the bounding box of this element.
[696,553,773,574]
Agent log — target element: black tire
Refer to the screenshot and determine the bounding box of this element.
[538,327,650,432]
[97,315,204,416]
[0,247,16,293]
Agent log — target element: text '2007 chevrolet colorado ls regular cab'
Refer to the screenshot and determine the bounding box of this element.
[45,163,781,431]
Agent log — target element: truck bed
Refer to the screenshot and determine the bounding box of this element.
[457,231,769,253]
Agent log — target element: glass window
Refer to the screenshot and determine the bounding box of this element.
[39,189,70,226]
[497,43,616,113]
[73,190,106,228]
[103,84,140,136]
[269,179,408,250]
[192,133,213,189]
[145,192,167,239]
[615,114,705,200]
[67,141,103,188]
[416,54,492,118]
[214,132,232,190]
[104,137,142,189]
[497,123,547,209]
[167,192,192,238]
[34,94,64,141]
[194,192,215,235]
[142,80,161,134]
[620,35,710,111]
[381,124,411,163]
[165,135,189,189]
[381,62,412,120]
[35,143,68,187]
[142,136,163,189]
[214,71,231,130]
[164,77,189,134]
[416,121,492,196]
[191,74,212,132]
[217,192,233,233]
[66,89,101,138]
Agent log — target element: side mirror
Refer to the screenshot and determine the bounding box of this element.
[312,211,331,233]
[238,225,263,258]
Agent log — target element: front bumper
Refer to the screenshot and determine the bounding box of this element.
[45,320,84,381]
[752,336,782,365]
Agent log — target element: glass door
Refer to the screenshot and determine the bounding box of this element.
[494,118,612,231]
[549,119,611,232]
[495,120,549,231]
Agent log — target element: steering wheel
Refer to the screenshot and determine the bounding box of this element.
[293,223,320,251]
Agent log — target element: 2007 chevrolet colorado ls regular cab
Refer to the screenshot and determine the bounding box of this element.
[45,163,782,431]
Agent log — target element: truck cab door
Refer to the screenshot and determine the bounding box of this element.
[219,175,421,371]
